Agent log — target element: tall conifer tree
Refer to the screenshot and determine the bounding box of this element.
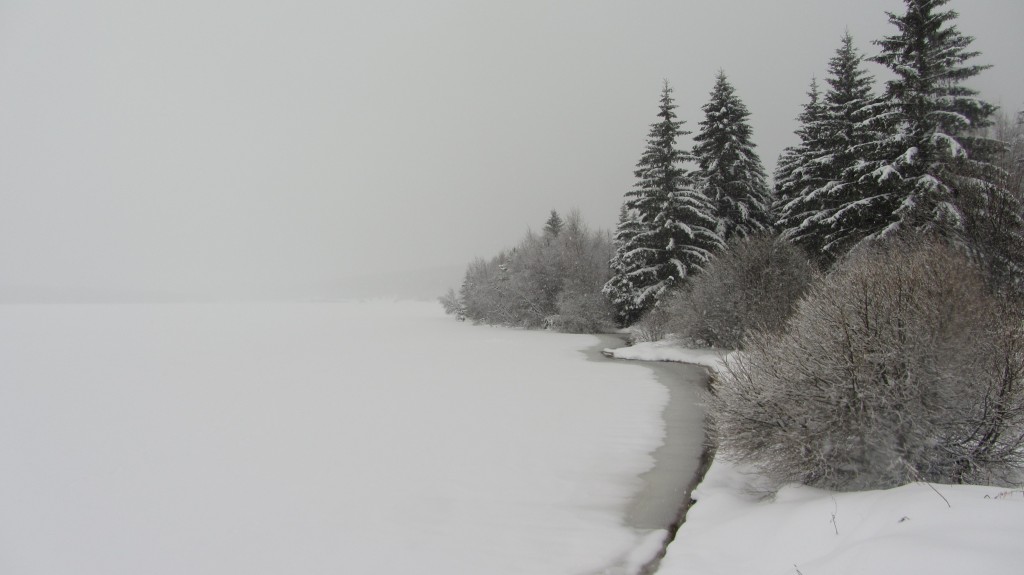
[774,78,827,252]
[543,210,564,238]
[863,0,998,239]
[604,82,722,324]
[777,33,882,263]
[692,71,773,241]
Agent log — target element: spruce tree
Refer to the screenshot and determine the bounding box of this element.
[864,0,998,240]
[605,206,643,323]
[543,210,564,238]
[777,33,882,263]
[952,112,1024,294]
[604,82,722,324]
[774,78,828,254]
[692,71,773,241]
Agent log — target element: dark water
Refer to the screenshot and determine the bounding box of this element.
[584,335,710,530]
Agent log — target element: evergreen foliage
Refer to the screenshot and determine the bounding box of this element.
[604,207,644,324]
[776,34,884,263]
[863,0,999,240]
[543,210,564,239]
[604,82,723,325]
[773,79,828,256]
[692,71,773,241]
[811,32,886,258]
[950,110,1024,296]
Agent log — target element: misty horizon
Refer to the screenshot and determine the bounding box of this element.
[2,1,1021,301]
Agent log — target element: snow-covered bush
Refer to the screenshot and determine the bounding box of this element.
[712,239,1024,490]
[666,234,816,349]
[450,210,616,333]
[438,288,464,319]
[547,289,615,334]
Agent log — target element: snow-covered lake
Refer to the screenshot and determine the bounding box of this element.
[0,301,672,574]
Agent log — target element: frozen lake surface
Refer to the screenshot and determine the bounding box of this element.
[0,301,680,574]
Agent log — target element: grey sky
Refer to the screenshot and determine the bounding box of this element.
[2,1,1022,299]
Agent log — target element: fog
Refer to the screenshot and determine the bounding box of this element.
[2,0,1021,300]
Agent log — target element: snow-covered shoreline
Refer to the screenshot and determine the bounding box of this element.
[589,335,709,529]
[605,337,1024,575]
[602,339,733,373]
[597,336,716,573]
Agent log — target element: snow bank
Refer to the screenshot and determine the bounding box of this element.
[0,301,669,575]
[603,339,732,372]
[660,459,1024,575]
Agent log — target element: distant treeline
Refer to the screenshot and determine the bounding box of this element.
[440,210,615,333]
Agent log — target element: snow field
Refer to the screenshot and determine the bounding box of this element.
[0,301,669,575]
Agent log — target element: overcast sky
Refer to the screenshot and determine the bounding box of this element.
[2,0,1022,300]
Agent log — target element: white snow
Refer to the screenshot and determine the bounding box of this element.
[0,301,669,575]
[604,339,732,372]
[659,459,1024,575]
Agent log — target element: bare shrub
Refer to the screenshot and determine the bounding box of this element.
[630,304,672,343]
[711,239,1024,490]
[667,234,817,349]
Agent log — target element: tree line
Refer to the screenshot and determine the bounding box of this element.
[608,13,1022,324]
[440,210,616,333]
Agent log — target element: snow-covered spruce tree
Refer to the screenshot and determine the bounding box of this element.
[862,0,1000,240]
[951,110,1024,296]
[692,71,773,241]
[604,82,723,325]
[773,78,828,256]
[711,239,1024,490]
[777,33,883,264]
[605,206,644,324]
[543,209,564,239]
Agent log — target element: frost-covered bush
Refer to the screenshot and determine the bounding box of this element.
[548,289,615,334]
[449,210,616,333]
[438,288,464,319]
[630,304,672,343]
[712,240,1024,490]
[667,234,816,349]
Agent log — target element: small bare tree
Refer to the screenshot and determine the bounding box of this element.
[711,239,1024,490]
